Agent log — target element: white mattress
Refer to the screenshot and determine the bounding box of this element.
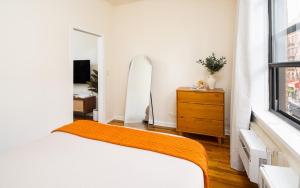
[0,132,204,188]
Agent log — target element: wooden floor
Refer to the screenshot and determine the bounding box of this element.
[109,120,257,188]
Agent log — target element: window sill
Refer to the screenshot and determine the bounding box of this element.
[252,109,300,161]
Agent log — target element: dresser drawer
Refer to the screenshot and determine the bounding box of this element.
[177,117,224,137]
[73,100,84,112]
[177,91,224,105]
[177,103,224,120]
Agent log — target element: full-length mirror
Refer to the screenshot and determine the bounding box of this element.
[124,55,152,128]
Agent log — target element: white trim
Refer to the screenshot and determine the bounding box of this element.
[225,128,230,136]
[114,115,125,121]
[112,115,176,128]
[148,120,176,128]
[97,36,105,123]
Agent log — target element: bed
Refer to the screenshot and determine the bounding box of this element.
[0,120,208,188]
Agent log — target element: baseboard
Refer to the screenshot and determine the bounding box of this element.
[148,120,176,128]
[112,115,176,128]
[112,114,230,135]
[105,117,115,124]
[114,115,124,121]
[149,124,176,131]
[225,128,230,136]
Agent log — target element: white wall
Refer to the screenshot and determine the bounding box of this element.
[0,0,237,154]
[73,31,98,65]
[0,0,113,153]
[110,0,237,131]
[72,30,98,96]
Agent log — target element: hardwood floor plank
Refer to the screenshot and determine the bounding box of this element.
[108,120,258,188]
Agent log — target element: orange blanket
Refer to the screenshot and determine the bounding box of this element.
[53,120,209,187]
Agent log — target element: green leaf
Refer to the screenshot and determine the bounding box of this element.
[86,69,98,93]
[196,53,227,74]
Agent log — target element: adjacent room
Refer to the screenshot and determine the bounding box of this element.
[72,29,100,121]
[0,0,299,188]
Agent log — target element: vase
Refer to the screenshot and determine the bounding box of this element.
[207,74,216,89]
[93,109,98,121]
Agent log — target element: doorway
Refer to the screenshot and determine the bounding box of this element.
[71,28,105,123]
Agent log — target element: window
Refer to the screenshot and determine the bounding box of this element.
[269,0,300,129]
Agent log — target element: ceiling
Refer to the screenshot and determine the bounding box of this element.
[106,0,142,6]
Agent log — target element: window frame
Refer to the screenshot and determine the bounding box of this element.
[268,0,300,130]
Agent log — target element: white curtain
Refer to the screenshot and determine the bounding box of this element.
[230,0,269,171]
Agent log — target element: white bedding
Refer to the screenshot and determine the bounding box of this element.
[0,132,204,188]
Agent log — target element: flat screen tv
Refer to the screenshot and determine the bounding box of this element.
[73,60,91,84]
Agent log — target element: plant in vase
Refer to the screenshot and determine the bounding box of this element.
[196,53,227,89]
[87,69,98,121]
[87,69,98,94]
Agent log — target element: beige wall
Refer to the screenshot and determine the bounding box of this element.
[0,0,237,153]
[109,0,237,131]
[0,0,113,153]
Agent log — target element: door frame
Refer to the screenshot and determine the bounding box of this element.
[70,27,106,123]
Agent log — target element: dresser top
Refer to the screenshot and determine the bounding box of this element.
[177,87,224,93]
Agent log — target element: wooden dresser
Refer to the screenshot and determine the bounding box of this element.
[176,87,224,143]
[73,96,96,115]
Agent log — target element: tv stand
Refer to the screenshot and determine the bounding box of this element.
[73,96,96,116]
